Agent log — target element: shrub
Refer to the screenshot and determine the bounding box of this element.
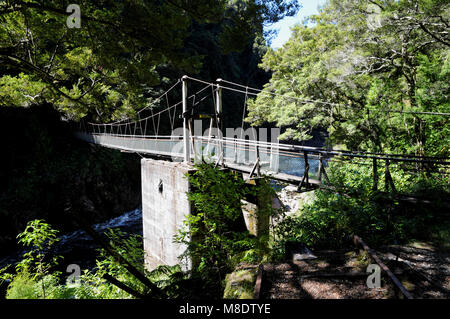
[273,160,450,252]
[175,163,280,297]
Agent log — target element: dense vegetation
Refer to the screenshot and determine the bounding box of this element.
[0,219,189,299]
[0,0,299,122]
[2,159,448,299]
[0,165,280,299]
[246,0,450,257]
[274,162,450,256]
[0,0,448,299]
[247,0,449,157]
[175,164,280,297]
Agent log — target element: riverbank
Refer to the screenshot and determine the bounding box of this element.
[0,207,143,272]
[0,104,142,259]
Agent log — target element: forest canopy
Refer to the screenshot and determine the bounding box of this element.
[246,0,449,157]
[1,0,448,157]
[0,0,299,121]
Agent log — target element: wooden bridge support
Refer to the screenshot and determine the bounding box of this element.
[296,151,319,192]
[373,158,379,191]
[384,159,397,193]
[318,154,330,184]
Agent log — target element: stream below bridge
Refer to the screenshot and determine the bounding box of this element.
[0,156,310,289]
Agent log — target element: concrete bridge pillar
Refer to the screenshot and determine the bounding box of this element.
[141,158,195,271]
[240,179,272,240]
[141,159,274,272]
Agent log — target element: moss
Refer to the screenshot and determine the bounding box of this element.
[223,268,258,299]
[400,280,415,291]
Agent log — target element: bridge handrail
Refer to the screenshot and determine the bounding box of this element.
[82,131,450,165]
[192,136,450,165]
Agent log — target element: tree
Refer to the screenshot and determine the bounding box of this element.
[0,0,300,122]
[246,0,449,157]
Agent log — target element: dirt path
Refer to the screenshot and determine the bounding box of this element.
[261,245,450,299]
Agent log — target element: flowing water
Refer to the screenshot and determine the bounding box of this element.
[0,155,315,274]
[0,208,143,272]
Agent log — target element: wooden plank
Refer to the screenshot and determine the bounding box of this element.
[253,264,264,299]
[353,235,413,299]
[383,253,450,295]
[299,271,380,279]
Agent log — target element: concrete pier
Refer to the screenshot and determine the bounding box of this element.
[141,159,275,272]
[141,158,195,271]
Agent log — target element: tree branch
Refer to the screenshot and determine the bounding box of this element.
[418,22,450,47]
[102,273,148,299]
[69,212,165,298]
[0,53,91,105]
[1,1,121,30]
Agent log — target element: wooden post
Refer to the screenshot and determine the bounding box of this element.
[253,264,264,299]
[373,158,378,191]
[321,156,329,184]
[297,151,310,191]
[384,159,396,193]
[182,75,190,163]
[305,151,309,185]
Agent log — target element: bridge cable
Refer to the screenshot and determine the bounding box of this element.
[214,78,450,117]
[240,86,249,141]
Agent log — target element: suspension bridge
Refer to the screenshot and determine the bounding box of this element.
[75,75,449,192]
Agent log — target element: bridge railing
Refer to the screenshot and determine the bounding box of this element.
[191,136,323,178]
[74,130,326,182]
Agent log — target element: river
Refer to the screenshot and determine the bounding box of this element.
[0,155,318,278]
[0,208,144,273]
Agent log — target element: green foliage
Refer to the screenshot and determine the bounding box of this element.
[15,219,61,282]
[62,228,190,299]
[247,0,450,158]
[273,161,450,254]
[3,269,39,299]
[5,271,75,299]
[16,219,59,252]
[0,0,299,121]
[0,219,63,298]
[84,228,188,299]
[0,220,189,299]
[175,163,279,297]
